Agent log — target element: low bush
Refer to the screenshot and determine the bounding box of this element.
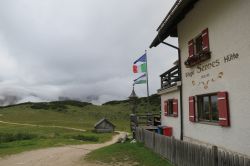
[72,135,99,142]
[30,103,49,110]
[51,100,92,107]
[103,100,129,105]
[0,133,37,143]
[30,102,68,112]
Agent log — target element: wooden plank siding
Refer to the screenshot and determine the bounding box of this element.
[135,127,250,166]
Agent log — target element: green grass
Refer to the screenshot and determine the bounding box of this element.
[0,123,113,156]
[0,102,129,156]
[0,97,160,156]
[0,96,160,132]
[85,141,172,166]
[0,103,131,131]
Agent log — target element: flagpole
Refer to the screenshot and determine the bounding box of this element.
[145,50,150,98]
[145,50,150,116]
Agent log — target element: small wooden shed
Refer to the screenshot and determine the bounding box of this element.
[94,118,115,133]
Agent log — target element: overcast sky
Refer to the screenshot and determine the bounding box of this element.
[0,0,178,105]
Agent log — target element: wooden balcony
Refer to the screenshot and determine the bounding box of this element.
[159,65,181,91]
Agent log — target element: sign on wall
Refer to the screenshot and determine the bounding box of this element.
[185,53,239,89]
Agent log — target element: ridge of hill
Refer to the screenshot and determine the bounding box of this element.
[0,94,160,131]
[0,94,160,112]
[0,100,92,109]
[103,94,160,108]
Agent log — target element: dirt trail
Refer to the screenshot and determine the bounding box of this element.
[0,132,126,166]
[0,120,86,132]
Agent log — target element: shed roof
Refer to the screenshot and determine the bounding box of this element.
[94,118,115,128]
[150,0,199,48]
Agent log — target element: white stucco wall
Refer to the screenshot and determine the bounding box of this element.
[160,88,181,139]
[177,0,250,155]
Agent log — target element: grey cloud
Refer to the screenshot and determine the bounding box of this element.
[0,0,177,105]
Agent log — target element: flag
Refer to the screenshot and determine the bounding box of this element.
[133,63,147,73]
[133,53,147,73]
[133,53,146,64]
[133,74,147,85]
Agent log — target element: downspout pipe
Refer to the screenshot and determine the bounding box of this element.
[161,41,183,141]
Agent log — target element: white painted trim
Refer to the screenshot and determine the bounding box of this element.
[157,85,180,95]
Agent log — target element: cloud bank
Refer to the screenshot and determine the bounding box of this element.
[0,0,177,105]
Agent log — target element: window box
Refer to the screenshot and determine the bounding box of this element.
[184,51,211,67]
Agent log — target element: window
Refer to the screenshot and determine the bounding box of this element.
[189,92,230,126]
[185,28,211,67]
[197,94,219,122]
[195,34,203,54]
[168,99,174,115]
[164,99,178,117]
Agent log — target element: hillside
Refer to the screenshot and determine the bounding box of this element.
[103,94,161,113]
[0,94,161,131]
[0,95,160,156]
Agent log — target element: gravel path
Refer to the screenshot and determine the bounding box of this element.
[0,132,126,166]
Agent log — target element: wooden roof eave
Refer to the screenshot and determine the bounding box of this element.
[150,0,199,48]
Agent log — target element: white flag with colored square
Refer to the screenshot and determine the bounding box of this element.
[133,74,147,85]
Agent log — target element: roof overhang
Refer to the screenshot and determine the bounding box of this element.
[150,0,200,48]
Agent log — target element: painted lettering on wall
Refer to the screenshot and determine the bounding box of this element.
[185,71,194,78]
[201,73,210,79]
[185,53,239,90]
[196,59,220,73]
[185,53,239,78]
[224,53,239,63]
[192,72,224,89]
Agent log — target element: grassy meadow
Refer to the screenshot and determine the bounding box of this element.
[0,95,161,156]
[0,102,130,131]
[0,123,114,156]
[85,141,172,166]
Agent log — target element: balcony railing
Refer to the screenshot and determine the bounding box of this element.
[159,65,180,90]
[130,113,161,128]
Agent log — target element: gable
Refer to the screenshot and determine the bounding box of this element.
[94,119,115,128]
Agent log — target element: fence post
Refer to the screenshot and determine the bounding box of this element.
[142,129,145,143]
[212,146,218,166]
[152,131,154,150]
[171,136,176,165]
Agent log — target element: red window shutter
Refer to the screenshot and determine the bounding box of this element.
[189,96,196,122]
[218,92,230,127]
[173,99,178,117]
[188,40,194,57]
[164,100,168,116]
[202,28,209,51]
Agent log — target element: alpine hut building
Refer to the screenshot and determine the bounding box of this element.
[150,0,250,156]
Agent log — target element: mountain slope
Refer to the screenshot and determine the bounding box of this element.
[0,94,160,131]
